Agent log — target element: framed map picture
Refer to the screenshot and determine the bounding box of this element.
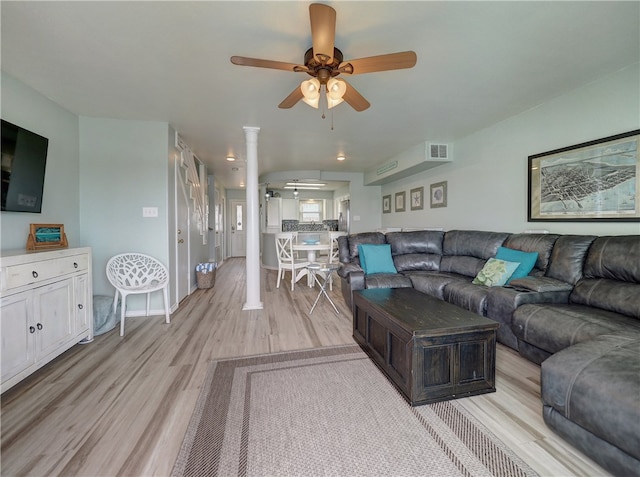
[528,130,639,221]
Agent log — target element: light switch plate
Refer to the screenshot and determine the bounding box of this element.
[142,207,158,218]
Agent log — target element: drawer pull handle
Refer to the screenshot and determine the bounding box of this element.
[74,262,79,268]
[32,271,39,278]
[37,323,43,330]
[78,304,84,310]
[29,326,36,334]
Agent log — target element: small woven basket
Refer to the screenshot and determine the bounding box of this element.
[196,269,216,289]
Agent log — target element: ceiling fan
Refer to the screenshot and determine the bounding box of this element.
[230,3,417,112]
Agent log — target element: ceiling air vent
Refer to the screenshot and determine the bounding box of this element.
[428,143,449,160]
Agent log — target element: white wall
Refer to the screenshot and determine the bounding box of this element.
[79,117,170,310]
[381,64,640,236]
[1,73,81,250]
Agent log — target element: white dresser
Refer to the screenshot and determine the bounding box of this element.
[1,247,93,392]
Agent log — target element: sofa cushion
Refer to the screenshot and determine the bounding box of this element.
[583,235,640,282]
[358,244,397,275]
[472,258,520,287]
[512,303,640,354]
[495,247,538,281]
[501,233,559,274]
[405,271,468,300]
[570,278,640,319]
[545,235,597,285]
[386,230,444,255]
[443,230,510,259]
[340,232,386,263]
[541,334,640,464]
[443,281,490,315]
[440,255,486,278]
[393,253,441,272]
[440,230,510,278]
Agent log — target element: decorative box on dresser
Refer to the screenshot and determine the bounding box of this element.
[0,247,93,393]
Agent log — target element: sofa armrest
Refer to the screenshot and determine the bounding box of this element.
[345,269,366,291]
[508,276,574,293]
[339,268,366,311]
[486,282,572,349]
[337,262,362,279]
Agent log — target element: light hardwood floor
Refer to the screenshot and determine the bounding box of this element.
[1,258,611,476]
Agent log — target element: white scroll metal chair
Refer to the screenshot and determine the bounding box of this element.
[106,253,171,337]
[275,232,310,291]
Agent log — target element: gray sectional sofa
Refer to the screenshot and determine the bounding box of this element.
[337,229,640,476]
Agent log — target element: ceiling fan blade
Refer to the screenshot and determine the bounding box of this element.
[278,86,304,109]
[231,56,309,73]
[309,3,336,64]
[338,51,417,75]
[341,80,370,112]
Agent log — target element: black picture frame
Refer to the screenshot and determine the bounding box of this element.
[528,130,640,222]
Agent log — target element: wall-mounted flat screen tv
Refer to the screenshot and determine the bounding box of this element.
[1,119,49,213]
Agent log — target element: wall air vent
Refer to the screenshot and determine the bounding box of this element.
[428,143,449,160]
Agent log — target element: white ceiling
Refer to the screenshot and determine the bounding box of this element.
[2,1,638,190]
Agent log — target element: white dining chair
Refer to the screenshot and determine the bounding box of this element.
[326,231,347,290]
[275,233,310,291]
[106,253,170,337]
[329,231,347,264]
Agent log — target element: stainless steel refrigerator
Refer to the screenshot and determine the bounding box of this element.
[338,199,350,233]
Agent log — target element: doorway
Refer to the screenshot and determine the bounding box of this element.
[175,161,191,303]
[230,200,246,257]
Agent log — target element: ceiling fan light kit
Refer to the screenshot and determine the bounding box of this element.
[230,3,416,113]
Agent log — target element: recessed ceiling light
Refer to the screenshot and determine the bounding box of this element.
[284,186,321,190]
[226,156,235,162]
[337,155,346,161]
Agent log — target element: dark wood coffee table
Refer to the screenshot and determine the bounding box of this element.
[353,288,499,406]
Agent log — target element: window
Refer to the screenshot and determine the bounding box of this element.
[300,200,323,222]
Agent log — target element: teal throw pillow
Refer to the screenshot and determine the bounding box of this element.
[495,246,539,282]
[358,244,397,275]
[472,258,520,287]
[357,244,368,271]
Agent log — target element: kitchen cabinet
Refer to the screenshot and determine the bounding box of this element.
[1,247,93,392]
[282,199,298,220]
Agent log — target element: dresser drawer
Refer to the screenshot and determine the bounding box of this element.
[3,255,89,290]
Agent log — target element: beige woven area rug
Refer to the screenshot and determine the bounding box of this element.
[172,345,538,477]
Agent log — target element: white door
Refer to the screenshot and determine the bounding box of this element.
[230,200,246,257]
[176,164,191,302]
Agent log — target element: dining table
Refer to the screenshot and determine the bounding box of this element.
[292,242,331,263]
[292,242,332,286]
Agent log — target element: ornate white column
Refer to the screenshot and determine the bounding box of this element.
[242,126,263,310]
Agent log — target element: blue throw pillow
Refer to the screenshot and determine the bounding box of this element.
[358,244,397,275]
[495,246,539,282]
[357,244,368,271]
[472,258,521,287]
